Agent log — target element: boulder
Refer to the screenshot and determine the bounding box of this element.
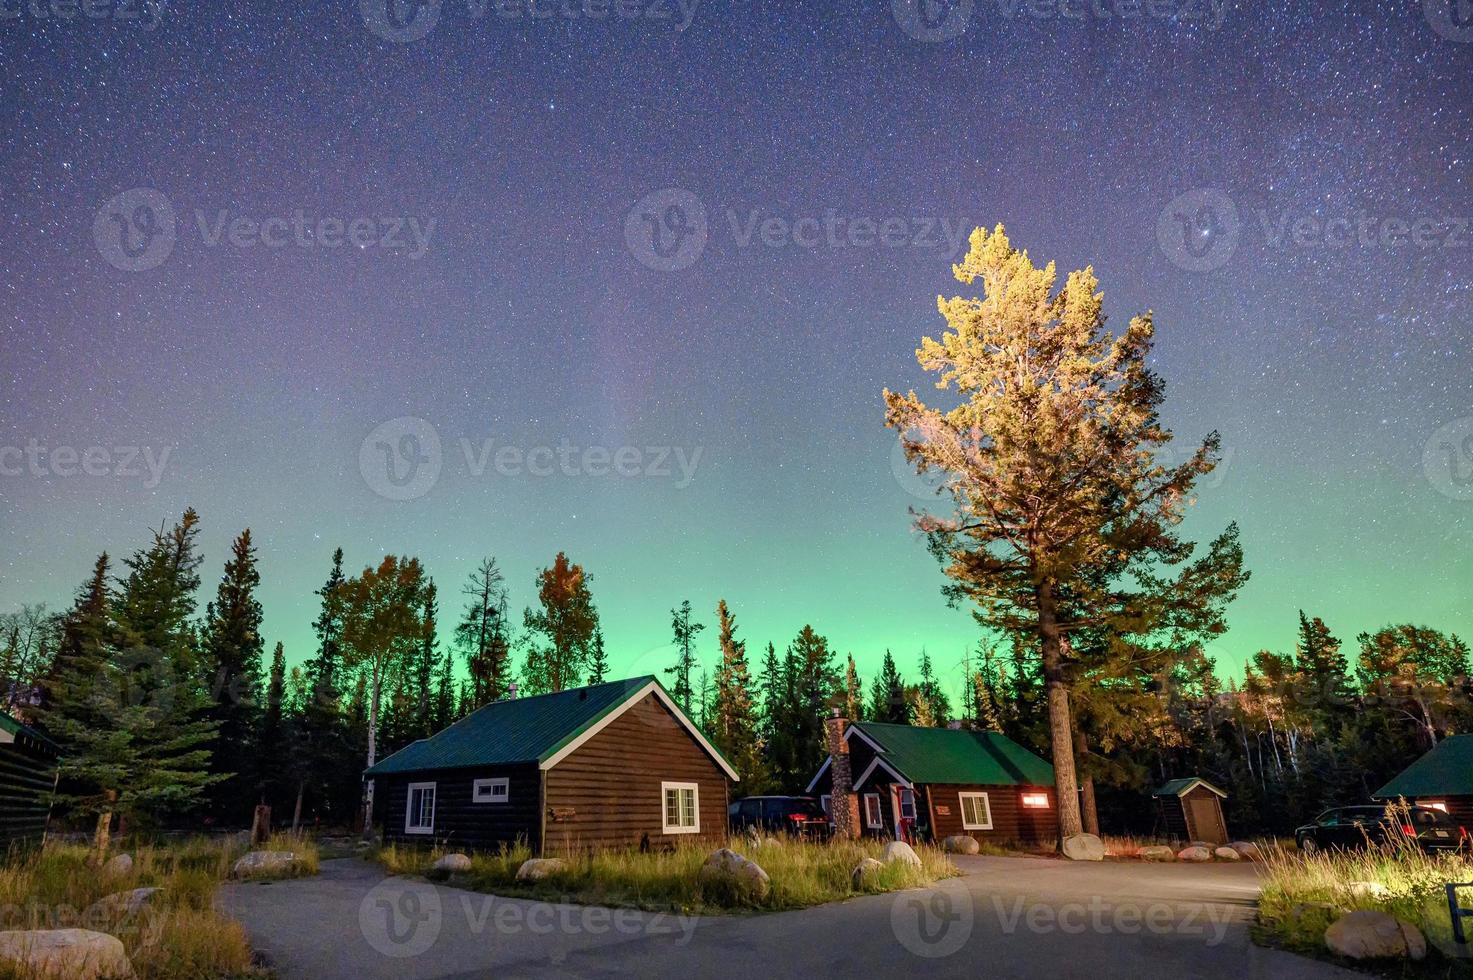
[882,840,922,867]
[851,857,886,889]
[515,858,568,882]
[1324,910,1426,961]
[1346,881,1391,901]
[83,888,160,922]
[1061,833,1105,862]
[1139,845,1176,862]
[101,853,133,878]
[1213,846,1242,861]
[1177,845,1213,862]
[942,835,980,855]
[0,929,135,980]
[432,853,472,873]
[697,849,770,900]
[1227,841,1262,861]
[231,850,298,878]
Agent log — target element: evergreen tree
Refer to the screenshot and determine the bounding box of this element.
[300,549,352,825]
[201,529,265,818]
[785,625,838,787]
[587,628,610,685]
[666,599,705,713]
[711,600,762,782]
[915,649,951,726]
[868,650,909,723]
[521,553,598,695]
[458,557,511,707]
[257,642,286,809]
[842,653,864,721]
[885,225,1228,837]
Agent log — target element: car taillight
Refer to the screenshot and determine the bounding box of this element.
[788,813,805,822]
[1401,824,1415,836]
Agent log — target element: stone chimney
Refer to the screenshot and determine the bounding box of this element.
[825,708,860,839]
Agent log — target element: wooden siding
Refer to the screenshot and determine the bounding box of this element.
[0,739,56,849]
[1180,785,1228,844]
[543,692,728,853]
[925,784,1058,844]
[378,762,541,851]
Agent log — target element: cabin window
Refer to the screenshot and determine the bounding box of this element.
[958,792,993,831]
[473,777,509,804]
[863,793,884,829]
[662,781,700,834]
[897,787,917,821]
[405,782,436,835]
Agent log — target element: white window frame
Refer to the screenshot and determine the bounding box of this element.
[472,777,509,804]
[661,781,700,835]
[405,781,436,835]
[958,791,993,831]
[863,793,884,829]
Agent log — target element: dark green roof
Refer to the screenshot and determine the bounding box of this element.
[0,711,58,755]
[1374,735,1473,799]
[365,676,734,778]
[854,722,1054,787]
[1152,777,1227,798]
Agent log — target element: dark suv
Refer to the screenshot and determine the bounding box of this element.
[1295,805,1462,854]
[728,796,830,838]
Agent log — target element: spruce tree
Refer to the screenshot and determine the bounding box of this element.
[458,557,511,707]
[666,600,705,713]
[711,600,762,782]
[842,654,864,721]
[587,628,610,684]
[301,549,352,824]
[869,650,909,723]
[257,642,286,809]
[202,529,265,818]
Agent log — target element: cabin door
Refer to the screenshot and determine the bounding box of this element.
[1187,796,1226,844]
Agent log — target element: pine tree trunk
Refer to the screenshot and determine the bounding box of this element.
[1038,584,1083,840]
[292,781,305,833]
[1074,728,1100,835]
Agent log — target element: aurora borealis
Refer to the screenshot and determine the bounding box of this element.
[1,1,1470,697]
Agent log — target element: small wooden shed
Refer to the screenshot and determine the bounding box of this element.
[1373,734,1473,838]
[1152,777,1229,844]
[0,710,59,849]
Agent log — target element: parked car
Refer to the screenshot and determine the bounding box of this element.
[728,796,830,838]
[1295,805,1461,854]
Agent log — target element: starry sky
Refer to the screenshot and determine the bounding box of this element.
[1,0,1470,698]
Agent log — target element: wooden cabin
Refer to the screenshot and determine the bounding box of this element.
[807,720,1058,846]
[1373,734,1473,838]
[1152,777,1229,844]
[366,676,737,854]
[0,710,59,849]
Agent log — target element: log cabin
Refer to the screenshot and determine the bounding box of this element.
[807,716,1059,846]
[0,710,58,849]
[1373,734,1473,838]
[365,676,738,854]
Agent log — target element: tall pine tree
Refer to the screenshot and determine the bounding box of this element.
[202,529,265,818]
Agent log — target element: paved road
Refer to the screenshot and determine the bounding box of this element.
[218,855,1360,979]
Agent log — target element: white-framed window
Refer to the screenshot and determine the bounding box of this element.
[405,781,436,835]
[897,787,917,821]
[662,781,700,834]
[863,793,884,829]
[958,792,993,831]
[473,777,509,804]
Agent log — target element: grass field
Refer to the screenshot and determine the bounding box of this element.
[373,835,958,913]
[0,833,318,979]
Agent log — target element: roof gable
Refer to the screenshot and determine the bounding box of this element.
[1152,777,1227,799]
[846,722,1054,787]
[364,676,737,780]
[1373,735,1473,799]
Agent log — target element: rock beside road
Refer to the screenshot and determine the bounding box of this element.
[1324,910,1426,961]
[1139,845,1176,861]
[101,853,133,878]
[1227,841,1262,861]
[83,888,160,921]
[1176,846,1213,862]
[1061,834,1105,861]
[432,853,472,874]
[1213,846,1242,861]
[942,835,980,855]
[882,841,922,867]
[0,928,136,980]
[232,850,298,878]
[515,858,568,882]
[697,849,770,900]
[851,857,886,888]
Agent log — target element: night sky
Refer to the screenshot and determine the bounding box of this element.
[2,1,1470,696]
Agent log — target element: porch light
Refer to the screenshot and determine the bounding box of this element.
[1021,793,1049,809]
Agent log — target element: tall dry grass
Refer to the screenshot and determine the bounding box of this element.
[373,834,957,912]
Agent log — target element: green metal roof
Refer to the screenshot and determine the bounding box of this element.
[0,710,58,755]
[1373,735,1473,799]
[854,722,1054,787]
[364,676,734,778]
[1152,777,1227,798]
